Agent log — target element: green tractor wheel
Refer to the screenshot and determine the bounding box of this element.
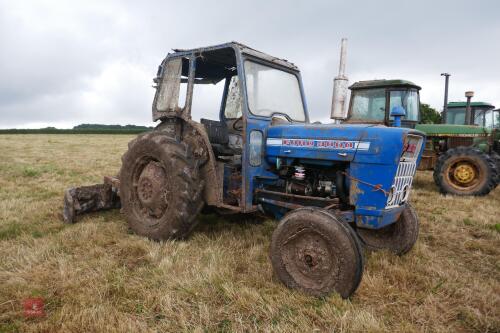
[492,152,500,187]
[433,147,498,196]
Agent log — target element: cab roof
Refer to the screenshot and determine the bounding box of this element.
[447,101,495,109]
[169,41,299,71]
[349,79,421,90]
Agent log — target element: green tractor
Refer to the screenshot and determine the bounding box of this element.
[342,79,499,196]
[416,103,499,196]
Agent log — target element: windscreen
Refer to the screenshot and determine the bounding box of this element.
[350,88,386,121]
[447,108,466,125]
[244,61,305,121]
[389,90,419,121]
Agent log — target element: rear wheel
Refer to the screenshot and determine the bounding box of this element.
[356,204,419,255]
[433,147,497,196]
[270,208,364,298]
[491,152,500,187]
[120,131,204,240]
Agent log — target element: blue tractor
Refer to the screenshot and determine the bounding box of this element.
[63,42,425,298]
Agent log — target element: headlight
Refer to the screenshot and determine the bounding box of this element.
[386,185,396,206]
[401,185,410,203]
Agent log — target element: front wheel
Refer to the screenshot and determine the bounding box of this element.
[356,204,419,255]
[270,208,364,298]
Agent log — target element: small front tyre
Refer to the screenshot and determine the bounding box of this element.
[270,208,364,298]
[356,204,419,255]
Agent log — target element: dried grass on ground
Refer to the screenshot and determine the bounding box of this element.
[0,134,499,332]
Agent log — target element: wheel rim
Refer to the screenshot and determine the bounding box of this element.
[281,228,337,290]
[446,159,482,190]
[131,158,170,223]
[453,163,475,184]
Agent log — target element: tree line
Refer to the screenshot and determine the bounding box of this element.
[0,105,444,135]
[0,124,153,134]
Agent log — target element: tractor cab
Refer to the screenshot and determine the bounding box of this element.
[444,102,495,126]
[344,80,421,128]
[152,42,308,210]
[153,42,307,127]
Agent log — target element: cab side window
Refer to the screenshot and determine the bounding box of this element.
[153,57,190,121]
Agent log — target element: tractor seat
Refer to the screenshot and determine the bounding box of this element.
[201,118,241,156]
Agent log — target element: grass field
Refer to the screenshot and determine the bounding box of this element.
[0,134,499,333]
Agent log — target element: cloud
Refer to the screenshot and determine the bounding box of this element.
[0,0,499,128]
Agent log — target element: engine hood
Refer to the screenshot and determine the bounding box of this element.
[266,123,422,165]
[415,123,491,136]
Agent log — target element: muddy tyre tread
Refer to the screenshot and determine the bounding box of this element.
[357,204,419,256]
[313,208,364,295]
[270,207,364,299]
[433,146,497,196]
[491,152,500,187]
[120,131,204,240]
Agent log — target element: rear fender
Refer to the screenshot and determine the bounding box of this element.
[180,118,225,206]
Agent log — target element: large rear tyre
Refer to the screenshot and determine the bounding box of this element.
[356,204,419,256]
[491,152,500,187]
[120,131,204,240]
[270,208,364,298]
[433,147,497,196]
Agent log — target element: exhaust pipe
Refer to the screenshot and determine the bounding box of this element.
[331,38,349,122]
[464,90,474,125]
[440,73,450,124]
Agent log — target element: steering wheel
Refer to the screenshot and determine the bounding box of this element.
[232,116,244,131]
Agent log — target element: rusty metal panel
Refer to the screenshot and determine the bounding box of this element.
[417,154,436,170]
[183,119,225,206]
[212,161,225,204]
[448,136,473,148]
[418,140,437,170]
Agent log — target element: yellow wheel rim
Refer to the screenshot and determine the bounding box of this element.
[452,162,476,184]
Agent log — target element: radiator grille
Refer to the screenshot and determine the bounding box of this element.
[386,161,417,208]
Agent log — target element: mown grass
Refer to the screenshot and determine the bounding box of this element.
[0,134,499,332]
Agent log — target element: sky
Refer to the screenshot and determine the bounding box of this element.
[1,0,499,128]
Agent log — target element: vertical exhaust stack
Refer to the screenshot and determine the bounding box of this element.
[331,38,349,123]
[465,90,474,125]
[441,73,451,124]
